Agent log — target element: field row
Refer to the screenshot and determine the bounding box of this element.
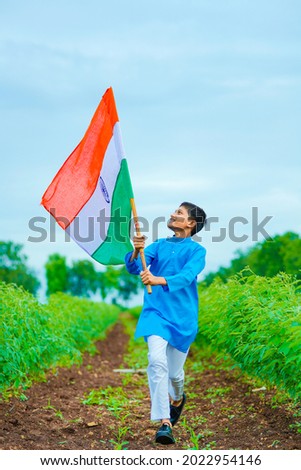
[1,271,301,403]
[197,271,301,400]
[0,282,119,394]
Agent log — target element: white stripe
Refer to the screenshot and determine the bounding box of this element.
[66,122,123,255]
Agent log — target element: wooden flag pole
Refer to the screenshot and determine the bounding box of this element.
[130,198,152,294]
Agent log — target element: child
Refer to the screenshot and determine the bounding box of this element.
[125,202,207,445]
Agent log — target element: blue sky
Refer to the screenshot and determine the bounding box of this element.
[1,0,300,292]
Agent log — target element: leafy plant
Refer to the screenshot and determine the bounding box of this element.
[204,387,232,400]
[182,417,215,450]
[0,282,119,395]
[109,426,130,450]
[43,399,64,420]
[82,386,129,420]
[197,271,301,400]
[289,421,301,434]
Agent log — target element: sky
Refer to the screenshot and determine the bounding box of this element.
[1,0,300,297]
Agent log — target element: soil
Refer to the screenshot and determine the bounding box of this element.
[1,321,301,450]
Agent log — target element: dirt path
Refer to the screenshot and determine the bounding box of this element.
[1,317,301,450]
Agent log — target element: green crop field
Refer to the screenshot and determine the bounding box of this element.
[2,272,301,450]
[0,282,119,395]
[197,270,301,401]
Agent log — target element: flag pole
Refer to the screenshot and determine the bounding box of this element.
[130,198,152,294]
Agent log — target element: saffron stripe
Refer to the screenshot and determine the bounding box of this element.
[41,88,118,228]
[66,123,123,255]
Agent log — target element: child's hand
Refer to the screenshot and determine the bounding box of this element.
[133,235,146,250]
[140,270,167,287]
[140,270,155,285]
[130,235,146,261]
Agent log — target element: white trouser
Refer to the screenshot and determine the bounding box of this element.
[147,335,189,421]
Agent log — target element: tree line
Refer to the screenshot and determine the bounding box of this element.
[0,241,141,304]
[203,231,301,285]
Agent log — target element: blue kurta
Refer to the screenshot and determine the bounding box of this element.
[125,237,206,353]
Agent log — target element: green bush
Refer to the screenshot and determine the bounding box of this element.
[0,282,119,394]
[197,271,301,400]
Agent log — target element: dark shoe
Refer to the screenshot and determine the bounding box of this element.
[170,393,186,426]
[155,424,175,445]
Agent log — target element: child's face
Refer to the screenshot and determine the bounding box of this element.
[167,205,195,235]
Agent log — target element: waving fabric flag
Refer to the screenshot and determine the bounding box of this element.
[41,87,134,265]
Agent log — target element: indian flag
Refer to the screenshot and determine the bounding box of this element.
[41,87,134,265]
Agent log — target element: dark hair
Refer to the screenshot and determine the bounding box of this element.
[180,202,207,236]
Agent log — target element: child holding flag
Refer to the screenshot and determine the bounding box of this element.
[125,202,207,445]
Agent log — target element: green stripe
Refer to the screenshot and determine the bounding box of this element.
[92,159,134,265]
